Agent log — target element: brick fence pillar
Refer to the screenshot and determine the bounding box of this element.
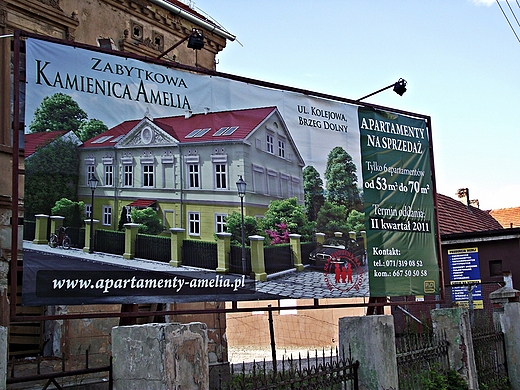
[249,235,267,281]
[123,222,139,259]
[216,232,231,274]
[112,322,209,390]
[33,214,49,244]
[50,215,65,235]
[82,218,99,253]
[339,314,398,390]
[289,233,304,271]
[490,281,520,389]
[169,227,185,267]
[431,307,478,389]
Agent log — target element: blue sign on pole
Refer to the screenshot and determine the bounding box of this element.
[448,247,482,308]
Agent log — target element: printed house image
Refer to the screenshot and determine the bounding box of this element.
[78,106,305,241]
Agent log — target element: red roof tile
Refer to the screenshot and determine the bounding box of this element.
[127,199,157,208]
[81,107,278,148]
[436,193,503,235]
[489,207,520,229]
[24,131,66,157]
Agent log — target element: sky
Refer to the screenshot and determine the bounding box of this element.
[191,0,520,211]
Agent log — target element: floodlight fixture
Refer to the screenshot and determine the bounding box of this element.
[157,28,205,59]
[356,78,408,101]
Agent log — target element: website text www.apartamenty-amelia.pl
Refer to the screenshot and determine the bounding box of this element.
[37,271,249,296]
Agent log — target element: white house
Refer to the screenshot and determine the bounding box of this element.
[78,106,305,241]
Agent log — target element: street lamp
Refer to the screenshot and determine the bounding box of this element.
[356,78,407,101]
[88,174,99,254]
[236,175,247,276]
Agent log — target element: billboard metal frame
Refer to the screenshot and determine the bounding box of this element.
[10,29,445,322]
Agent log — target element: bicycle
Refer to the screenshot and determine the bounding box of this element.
[49,226,72,249]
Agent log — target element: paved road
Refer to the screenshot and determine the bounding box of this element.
[22,241,369,303]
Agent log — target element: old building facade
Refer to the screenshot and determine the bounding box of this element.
[1,0,236,381]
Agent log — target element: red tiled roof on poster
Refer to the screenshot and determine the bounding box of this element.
[489,207,520,229]
[436,193,503,235]
[127,199,157,208]
[81,107,278,148]
[24,131,66,157]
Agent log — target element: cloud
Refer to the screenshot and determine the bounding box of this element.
[470,0,496,5]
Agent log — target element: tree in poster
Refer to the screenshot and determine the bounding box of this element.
[51,198,85,228]
[224,212,261,246]
[24,138,80,219]
[130,207,165,235]
[303,165,325,222]
[260,197,314,243]
[29,93,88,134]
[78,119,109,142]
[324,146,362,211]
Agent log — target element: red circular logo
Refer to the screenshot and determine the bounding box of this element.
[323,249,364,293]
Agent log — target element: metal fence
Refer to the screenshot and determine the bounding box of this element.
[182,239,218,269]
[222,348,359,390]
[396,331,450,390]
[96,229,125,255]
[230,245,251,275]
[135,234,170,262]
[264,244,292,274]
[473,326,509,389]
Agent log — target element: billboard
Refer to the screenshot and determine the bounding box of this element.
[22,36,440,305]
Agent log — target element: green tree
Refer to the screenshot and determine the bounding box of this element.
[315,201,349,236]
[130,207,165,235]
[324,146,362,211]
[346,210,366,233]
[225,211,260,246]
[24,138,80,219]
[51,198,85,227]
[29,93,88,134]
[78,119,109,142]
[260,197,314,243]
[303,165,325,222]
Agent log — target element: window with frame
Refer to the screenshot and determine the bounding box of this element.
[188,164,200,188]
[102,206,112,226]
[123,165,133,187]
[188,212,200,236]
[215,213,227,233]
[278,139,286,158]
[489,260,503,277]
[85,204,92,219]
[143,164,154,187]
[86,165,95,184]
[215,163,227,189]
[104,164,113,186]
[266,133,274,154]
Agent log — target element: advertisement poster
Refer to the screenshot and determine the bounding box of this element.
[22,37,440,305]
[448,248,483,309]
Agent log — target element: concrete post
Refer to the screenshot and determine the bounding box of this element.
[249,235,267,281]
[33,213,49,244]
[490,283,520,389]
[112,322,209,390]
[349,231,356,240]
[334,231,343,238]
[431,307,479,389]
[289,234,304,271]
[50,215,65,235]
[82,218,99,253]
[216,232,232,274]
[0,326,6,390]
[169,228,185,267]
[315,232,325,245]
[339,315,398,390]
[123,223,139,259]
